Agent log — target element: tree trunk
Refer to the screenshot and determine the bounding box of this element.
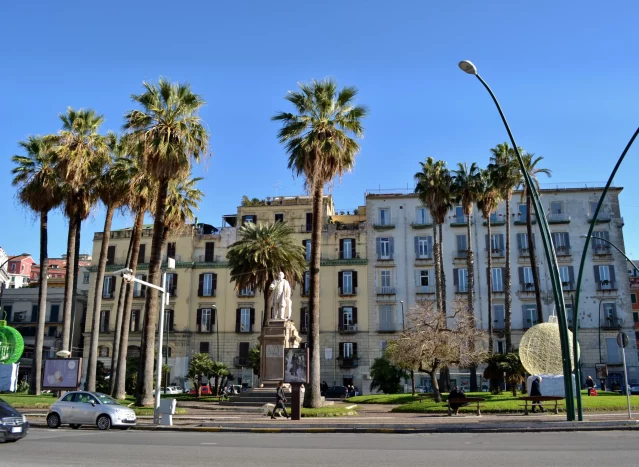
[466,213,478,392]
[29,210,49,395]
[87,205,115,392]
[214,375,220,396]
[511,381,518,397]
[433,224,442,313]
[526,193,544,323]
[263,274,272,327]
[115,209,145,399]
[110,217,136,395]
[429,368,441,403]
[487,216,494,355]
[303,181,323,409]
[411,370,415,395]
[70,213,81,356]
[137,178,169,407]
[61,212,78,352]
[504,195,513,352]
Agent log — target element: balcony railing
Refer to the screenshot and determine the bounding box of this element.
[593,245,612,256]
[588,212,612,223]
[416,285,436,294]
[238,289,255,297]
[372,220,396,230]
[376,287,396,295]
[337,356,359,368]
[338,287,357,296]
[490,248,505,258]
[518,248,531,257]
[168,288,178,298]
[562,281,575,291]
[133,289,146,299]
[455,284,468,294]
[450,215,469,226]
[523,318,539,329]
[338,251,360,260]
[338,324,358,333]
[603,317,622,329]
[102,291,115,300]
[597,280,617,291]
[416,252,433,260]
[411,218,434,228]
[454,250,469,259]
[194,254,223,263]
[491,286,505,294]
[233,356,249,367]
[200,290,216,298]
[378,323,398,332]
[555,246,571,257]
[520,283,536,293]
[547,213,571,224]
[493,320,505,330]
[514,214,537,225]
[484,214,506,226]
[377,254,394,261]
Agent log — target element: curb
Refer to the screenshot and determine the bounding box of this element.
[28,421,639,434]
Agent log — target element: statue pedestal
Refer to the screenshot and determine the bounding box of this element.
[258,319,301,386]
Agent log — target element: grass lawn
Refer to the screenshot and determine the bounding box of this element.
[301,405,357,417]
[349,391,639,414]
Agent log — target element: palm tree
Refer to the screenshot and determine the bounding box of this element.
[272,79,367,408]
[11,135,62,395]
[451,162,482,391]
[86,136,132,392]
[124,80,208,406]
[227,221,307,334]
[206,361,230,396]
[477,169,502,354]
[55,108,109,353]
[489,143,522,351]
[518,153,551,324]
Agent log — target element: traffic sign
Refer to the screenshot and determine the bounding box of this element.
[617,331,629,348]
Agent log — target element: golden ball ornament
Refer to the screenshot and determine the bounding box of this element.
[518,318,579,375]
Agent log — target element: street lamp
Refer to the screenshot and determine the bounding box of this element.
[400,301,404,331]
[213,305,219,362]
[459,60,576,420]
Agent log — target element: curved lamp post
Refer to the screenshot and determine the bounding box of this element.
[459,60,576,420]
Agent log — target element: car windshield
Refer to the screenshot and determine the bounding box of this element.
[95,393,120,405]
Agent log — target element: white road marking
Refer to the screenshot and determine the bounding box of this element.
[200,442,218,445]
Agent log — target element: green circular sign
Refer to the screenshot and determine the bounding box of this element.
[0,324,24,364]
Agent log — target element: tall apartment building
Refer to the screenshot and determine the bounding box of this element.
[366,186,639,389]
[6,254,35,289]
[83,196,370,389]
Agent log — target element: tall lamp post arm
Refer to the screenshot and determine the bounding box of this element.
[573,126,639,420]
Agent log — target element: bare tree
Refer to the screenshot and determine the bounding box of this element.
[386,300,486,402]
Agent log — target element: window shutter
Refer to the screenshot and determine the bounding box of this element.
[518,267,525,284]
[4,306,11,323]
[486,267,490,286]
[568,266,575,284]
[501,268,506,284]
[135,311,140,332]
[111,276,117,294]
[198,274,204,296]
[609,266,616,285]
[138,244,145,264]
[353,271,358,288]
[167,242,176,259]
[427,236,433,255]
[414,236,419,256]
[389,237,395,256]
[235,309,241,333]
[338,271,343,289]
[353,343,358,358]
[339,343,344,357]
[414,269,420,286]
[353,307,358,324]
[31,305,38,322]
[485,234,489,251]
[168,310,174,331]
[453,268,458,286]
[107,246,115,265]
[338,307,344,329]
[376,238,381,257]
[498,234,504,251]
[593,266,600,283]
[212,273,217,295]
[250,308,255,325]
[603,231,610,241]
[211,308,216,325]
[239,342,250,358]
[105,311,110,332]
[196,309,202,332]
[339,239,344,256]
[141,275,147,295]
[352,239,357,258]
[205,242,215,262]
[565,233,571,248]
[173,274,178,290]
[517,233,525,250]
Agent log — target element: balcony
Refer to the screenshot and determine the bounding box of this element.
[299,224,313,233]
[523,318,539,330]
[233,356,249,367]
[194,254,224,263]
[237,289,255,298]
[520,283,536,294]
[514,214,537,225]
[555,246,571,257]
[562,281,575,292]
[411,218,434,229]
[338,324,358,334]
[592,245,612,257]
[200,290,217,298]
[493,320,505,331]
[372,220,396,231]
[378,323,398,333]
[376,286,396,295]
[450,215,469,227]
[547,213,571,224]
[484,214,506,226]
[491,287,505,295]
[376,254,394,262]
[455,284,468,294]
[338,251,361,260]
[416,285,436,294]
[338,287,357,297]
[454,250,469,260]
[518,248,531,258]
[588,212,612,223]
[596,280,618,292]
[167,288,178,298]
[415,252,433,261]
[602,317,622,329]
[102,291,115,300]
[337,356,359,369]
[490,248,505,258]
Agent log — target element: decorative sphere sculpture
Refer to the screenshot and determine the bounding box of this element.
[0,320,24,364]
[519,317,579,375]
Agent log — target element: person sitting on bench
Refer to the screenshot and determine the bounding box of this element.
[448,386,468,415]
[530,377,545,413]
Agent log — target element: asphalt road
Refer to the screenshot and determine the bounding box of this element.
[3,428,639,466]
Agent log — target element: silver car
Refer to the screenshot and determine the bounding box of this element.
[47,391,136,431]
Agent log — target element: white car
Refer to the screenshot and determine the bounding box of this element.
[47,391,136,431]
[162,386,182,395]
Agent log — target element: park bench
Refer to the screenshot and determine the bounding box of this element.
[518,396,564,415]
[416,393,435,403]
[443,397,485,416]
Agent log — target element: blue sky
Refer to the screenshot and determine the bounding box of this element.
[1,0,638,261]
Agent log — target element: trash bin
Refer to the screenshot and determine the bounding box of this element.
[158,398,176,426]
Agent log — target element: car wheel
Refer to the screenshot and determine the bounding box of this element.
[70,424,81,430]
[47,413,61,429]
[96,415,111,431]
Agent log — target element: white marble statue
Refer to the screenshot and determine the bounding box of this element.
[269,272,292,320]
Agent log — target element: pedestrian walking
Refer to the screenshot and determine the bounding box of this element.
[271,381,290,419]
[586,376,596,396]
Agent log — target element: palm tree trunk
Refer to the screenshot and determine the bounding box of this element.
[504,195,513,352]
[466,213,478,392]
[86,204,115,392]
[263,274,273,328]
[138,178,169,406]
[115,209,145,399]
[110,217,136,395]
[526,193,543,323]
[437,223,450,393]
[433,224,442,313]
[303,181,323,409]
[487,216,494,355]
[29,210,49,395]
[70,213,81,356]
[61,212,78,352]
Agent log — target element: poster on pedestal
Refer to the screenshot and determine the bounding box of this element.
[284,348,308,384]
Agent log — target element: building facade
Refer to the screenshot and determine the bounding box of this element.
[366,187,639,389]
[6,255,35,289]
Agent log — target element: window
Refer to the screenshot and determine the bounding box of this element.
[492,268,503,292]
[83,272,90,284]
[493,305,505,329]
[606,337,621,364]
[162,346,172,358]
[102,276,114,299]
[99,346,109,357]
[200,308,212,332]
[378,208,390,225]
[380,270,391,288]
[632,294,637,304]
[130,310,139,332]
[303,271,310,296]
[342,271,353,295]
[138,244,146,264]
[275,213,284,223]
[454,206,464,222]
[133,274,145,297]
[106,245,116,265]
[204,242,215,262]
[167,242,176,260]
[550,201,563,215]
[523,267,534,288]
[166,273,178,295]
[305,213,313,231]
[343,342,354,358]
[304,240,312,261]
[416,207,429,224]
[416,236,430,258]
[592,231,610,251]
[10,263,15,272]
[200,342,210,354]
[523,305,538,326]
[456,234,468,255]
[99,310,110,333]
[62,393,75,402]
[164,309,174,332]
[242,215,256,225]
[341,239,354,259]
[48,326,57,337]
[552,232,570,252]
[603,303,618,326]
[565,304,574,328]
[50,304,60,322]
[457,268,468,292]
[496,341,506,355]
[240,308,251,332]
[202,273,214,297]
[519,203,527,218]
[597,265,614,289]
[379,237,391,259]
[590,201,599,216]
[559,266,570,285]
[342,307,354,327]
[489,211,500,223]
[239,284,254,296]
[420,270,429,287]
[379,305,394,331]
